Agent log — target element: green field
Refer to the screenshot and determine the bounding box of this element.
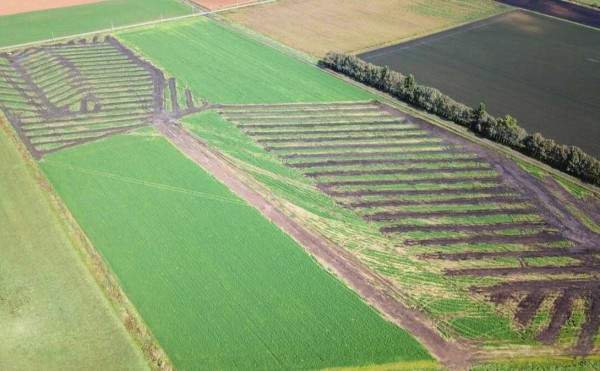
[0,0,190,48]
[0,119,147,370]
[119,18,373,103]
[40,131,434,370]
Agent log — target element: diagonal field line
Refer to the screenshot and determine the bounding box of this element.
[43,160,249,206]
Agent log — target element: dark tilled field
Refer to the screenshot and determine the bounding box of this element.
[359,10,600,158]
[219,100,600,352]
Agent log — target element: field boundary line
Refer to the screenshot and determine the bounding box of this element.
[0,112,174,370]
[0,0,277,52]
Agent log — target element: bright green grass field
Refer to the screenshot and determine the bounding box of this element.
[40,131,434,370]
[118,17,374,104]
[0,0,190,48]
[0,125,147,370]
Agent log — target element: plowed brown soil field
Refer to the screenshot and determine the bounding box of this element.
[0,0,107,16]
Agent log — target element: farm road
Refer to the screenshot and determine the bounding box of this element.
[155,119,473,370]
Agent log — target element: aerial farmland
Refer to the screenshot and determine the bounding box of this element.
[1,1,599,370]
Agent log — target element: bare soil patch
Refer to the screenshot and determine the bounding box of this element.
[0,0,107,16]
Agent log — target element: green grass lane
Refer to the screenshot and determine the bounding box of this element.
[0,121,147,370]
[0,0,190,48]
[41,130,434,370]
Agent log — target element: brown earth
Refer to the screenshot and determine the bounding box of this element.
[348,195,523,209]
[0,0,107,16]
[366,207,534,221]
[281,149,456,159]
[322,174,500,187]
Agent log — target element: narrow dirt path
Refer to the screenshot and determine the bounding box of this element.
[155,119,473,370]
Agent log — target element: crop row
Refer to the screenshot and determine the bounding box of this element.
[0,39,162,157]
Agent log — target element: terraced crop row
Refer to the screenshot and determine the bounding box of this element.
[0,37,206,159]
[219,100,600,351]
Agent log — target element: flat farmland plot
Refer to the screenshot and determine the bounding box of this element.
[118,18,374,103]
[0,0,190,48]
[40,131,434,370]
[224,0,506,56]
[359,10,600,158]
[0,119,147,370]
[189,99,600,355]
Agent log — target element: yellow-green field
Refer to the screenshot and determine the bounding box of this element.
[0,117,147,370]
[224,0,507,56]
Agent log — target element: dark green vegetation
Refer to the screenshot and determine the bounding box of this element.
[118,18,373,103]
[0,118,147,370]
[0,0,190,48]
[321,49,600,186]
[40,132,434,370]
[358,11,600,159]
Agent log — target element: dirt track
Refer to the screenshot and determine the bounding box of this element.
[155,119,474,370]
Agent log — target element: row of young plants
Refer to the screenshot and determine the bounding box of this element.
[319,52,600,186]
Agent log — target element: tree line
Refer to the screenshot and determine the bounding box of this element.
[319,52,600,187]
